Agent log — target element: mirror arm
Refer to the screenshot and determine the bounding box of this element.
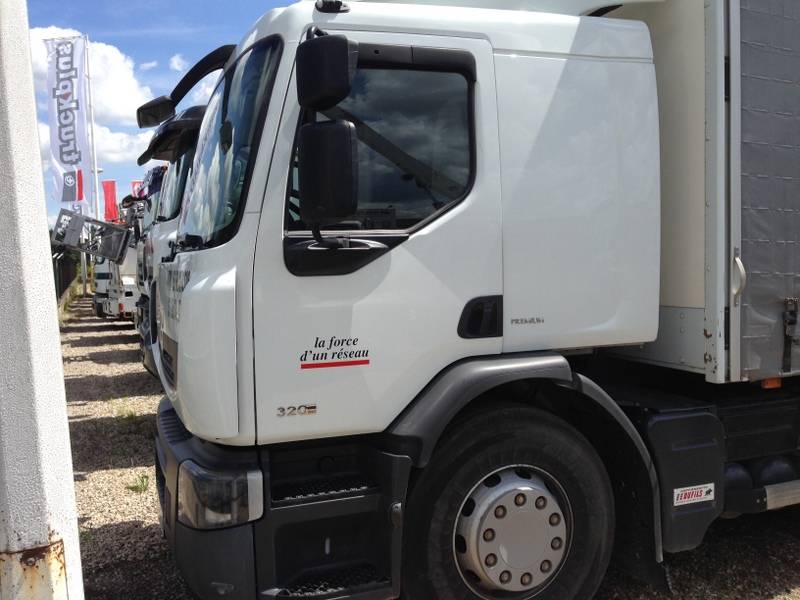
[311,223,345,249]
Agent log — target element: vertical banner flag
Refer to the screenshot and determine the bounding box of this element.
[45,37,92,210]
[102,180,119,222]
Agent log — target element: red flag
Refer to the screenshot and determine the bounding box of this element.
[131,180,144,196]
[102,180,119,222]
[76,169,84,201]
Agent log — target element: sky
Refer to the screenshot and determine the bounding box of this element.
[27,0,286,223]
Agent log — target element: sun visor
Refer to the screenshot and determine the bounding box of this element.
[137,105,206,166]
[136,44,234,128]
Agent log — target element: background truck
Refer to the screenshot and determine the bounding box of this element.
[135,106,205,375]
[100,165,165,320]
[139,0,800,598]
[92,256,111,318]
[134,44,234,375]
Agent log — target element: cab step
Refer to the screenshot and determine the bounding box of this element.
[262,563,392,599]
[272,474,378,506]
[726,477,800,514]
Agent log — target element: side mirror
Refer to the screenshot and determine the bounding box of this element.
[120,194,138,209]
[298,120,358,236]
[296,35,359,110]
[137,95,175,128]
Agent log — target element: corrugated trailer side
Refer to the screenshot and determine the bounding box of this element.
[609,0,800,384]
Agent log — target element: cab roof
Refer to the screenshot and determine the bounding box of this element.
[236,0,654,64]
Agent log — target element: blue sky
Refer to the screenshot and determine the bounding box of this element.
[27,0,285,221]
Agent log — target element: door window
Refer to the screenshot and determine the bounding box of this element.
[287,67,473,232]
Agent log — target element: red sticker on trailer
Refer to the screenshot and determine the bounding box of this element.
[673,484,715,507]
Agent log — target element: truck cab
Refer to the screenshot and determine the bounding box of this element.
[135,106,205,376]
[152,1,800,599]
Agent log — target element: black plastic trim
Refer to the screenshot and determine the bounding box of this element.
[725,487,768,514]
[387,353,573,466]
[315,0,350,13]
[170,45,236,109]
[458,296,502,338]
[569,374,663,562]
[283,233,406,276]
[358,44,476,81]
[589,4,622,17]
[137,105,205,166]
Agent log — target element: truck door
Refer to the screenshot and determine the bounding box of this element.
[252,32,502,443]
[729,2,800,381]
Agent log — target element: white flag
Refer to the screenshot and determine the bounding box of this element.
[45,36,92,211]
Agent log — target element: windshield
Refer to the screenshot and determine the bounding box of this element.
[157,145,196,222]
[179,38,282,246]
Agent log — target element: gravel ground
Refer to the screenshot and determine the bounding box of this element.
[62,297,194,599]
[62,295,800,599]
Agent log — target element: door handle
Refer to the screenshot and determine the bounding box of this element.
[733,250,747,306]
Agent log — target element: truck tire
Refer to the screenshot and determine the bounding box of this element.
[94,302,106,319]
[403,406,614,600]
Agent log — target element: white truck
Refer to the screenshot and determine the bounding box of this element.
[130,1,800,598]
[92,256,111,318]
[135,45,234,375]
[101,165,165,320]
[102,243,139,319]
[134,107,205,373]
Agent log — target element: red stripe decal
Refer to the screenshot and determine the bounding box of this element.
[301,359,370,370]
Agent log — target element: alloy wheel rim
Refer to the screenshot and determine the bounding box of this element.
[453,464,572,599]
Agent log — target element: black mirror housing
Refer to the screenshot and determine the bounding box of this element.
[120,194,138,209]
[137,95,175,128]
[296,35,359,110]
[298,120,358,226]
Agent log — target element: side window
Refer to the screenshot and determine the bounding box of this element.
[287,67,473,232]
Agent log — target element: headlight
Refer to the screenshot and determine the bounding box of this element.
[177,460,263,529]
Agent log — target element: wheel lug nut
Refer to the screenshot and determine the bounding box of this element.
[541,560,552,573]
[515,493,526,507]
[485,554,497,567]
[549,513,561,526]
[551,537,563,550]
[483,529,495,542]
[535,496,547,510]
[494,505,507,519]
[521,572,533,586]
[500,570,512,584]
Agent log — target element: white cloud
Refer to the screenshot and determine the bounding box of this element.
[189,72,219,105]
[139,60,158,71]
[94,125,153,164]
[169,53,188,72]
[39,120,152,168]
[29,26,153,127]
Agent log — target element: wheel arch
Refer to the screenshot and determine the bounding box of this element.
[386,353,668,587]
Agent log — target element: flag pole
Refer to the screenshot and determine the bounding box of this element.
[84,34,101,221]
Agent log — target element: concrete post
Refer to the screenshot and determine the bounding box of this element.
[0,1,85,598]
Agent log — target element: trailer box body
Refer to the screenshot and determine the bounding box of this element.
[611,0,800,384]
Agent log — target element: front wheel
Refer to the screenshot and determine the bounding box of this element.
[403,406,614,600]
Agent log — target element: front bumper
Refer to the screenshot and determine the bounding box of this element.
[155,399,410,600]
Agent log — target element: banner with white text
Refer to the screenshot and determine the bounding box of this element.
[45,36,93,212]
